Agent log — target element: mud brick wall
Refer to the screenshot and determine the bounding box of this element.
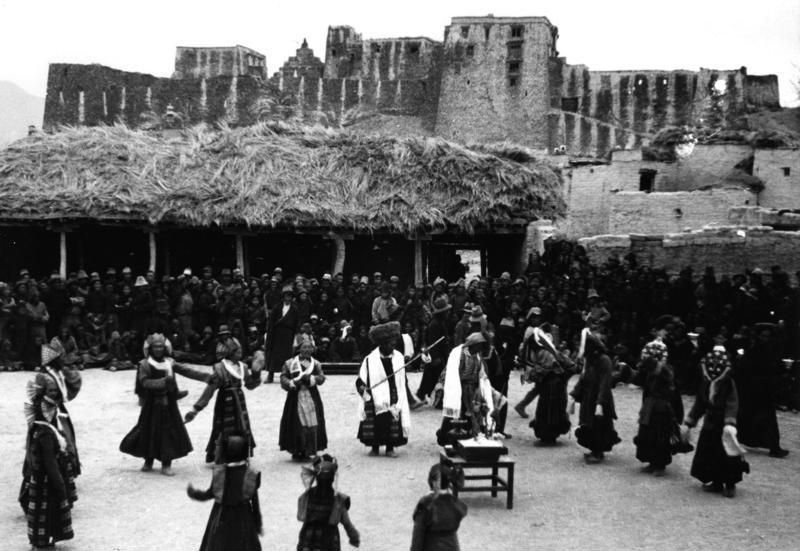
[754,148,800,209]
[579,227,800,276]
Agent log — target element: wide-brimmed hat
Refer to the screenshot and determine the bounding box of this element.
[122,266,132,275]
[76,270,89,280]
[465,332,487,347]
[527,306,542,319]
[134,276,148,287]
[469,305,485,323]
[217,324,231,337]
[431,297,452,315]
[587,289,600,300]
[369,321,401,345]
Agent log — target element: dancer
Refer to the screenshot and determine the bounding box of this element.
[279,340,329,460]
[410,464,468,551]
[185,332,262,464]
[356,321,410,457]
[632,357,679,476]
[416,298,451,405]
[683,343,749,497]
[120,333,193,475]
[571,328,621,463]
[437,332,495,445]
[526,327,574,444]
[20,375,78,549]
[38,343,82,475]
[296,454,360,550]
[187,433,262,551]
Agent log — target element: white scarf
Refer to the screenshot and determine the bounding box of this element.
[358,348,410,438]
[34,420,67,451]
[148,356,174,376]
[442,345,494,421]
[289,356,317,382]
[222,359,245,380]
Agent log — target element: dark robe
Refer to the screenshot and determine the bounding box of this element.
[736,343,782,451]
[410,493,468,551]
[193,362,261,463]
[120,359,193,462]
[297,487,358,551]
[356,355,407,447]
[633,360,678,468]
[686,374,749,485]
[190,465,262,551]
[279,356,329,457]
[266,303,299,376]
[571,351,621,453]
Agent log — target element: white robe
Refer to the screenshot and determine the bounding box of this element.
[357,348,410,438]
[442,345,495,424]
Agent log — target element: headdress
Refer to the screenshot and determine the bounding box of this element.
[24,374,60,426]
[464,332,487,347]
[222,432,249,464]
[369,321,401,345]
[134,276,148,287]
[301,454,338,489]
[143,333,172,358]
[469,305,485,323]
[41,343,63,367]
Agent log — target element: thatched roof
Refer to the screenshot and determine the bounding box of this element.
[0,122,564,234]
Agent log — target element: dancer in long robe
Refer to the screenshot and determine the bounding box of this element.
[356,321,410,457]
[279,340,329,460]
[20,374,78,549]
[120,333,194,475]
[187,433,263,551]
[410,464,468,551]
[526,327,574,444]
[571,328,621,463]
[185,333,261,464]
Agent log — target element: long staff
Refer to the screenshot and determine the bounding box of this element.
[367,336,446,391]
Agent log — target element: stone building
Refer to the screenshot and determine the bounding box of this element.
[42,14,781,157]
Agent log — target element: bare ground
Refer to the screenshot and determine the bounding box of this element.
[1,370,799,551]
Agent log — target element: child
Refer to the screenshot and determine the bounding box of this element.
[187,433,262,551]
[410,464,468,551]
[296,454,360,550]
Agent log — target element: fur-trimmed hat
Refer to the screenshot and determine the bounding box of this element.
[369,321,401,344]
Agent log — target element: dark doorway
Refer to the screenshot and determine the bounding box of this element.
[248,233,333,279]
[67,224,149,276]
[0,227,58,281]
[344,235,413,284]
[162,228,236,276]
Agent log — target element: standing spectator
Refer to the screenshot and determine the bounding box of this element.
[265,286,300,384]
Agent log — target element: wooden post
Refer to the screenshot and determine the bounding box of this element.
[148,231,157,273]
[414,236,423,286]
[331,233,346,275]
[59,231,67,280]
[235,234,245,275]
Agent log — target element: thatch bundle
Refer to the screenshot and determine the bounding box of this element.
[0,122,564,233]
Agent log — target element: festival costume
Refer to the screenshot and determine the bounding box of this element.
[296,456,359,551]
[571,330,621,457]
[120,348,193,465]
[524,328,573,442]
[685,351,749,489]
[633,358,679,469]
[437,343,495,445]
[736,339,785,453]
[356,348,410,448]
[20,377,78,548]
[188,458,262,551]
[410,493,468,551]
[191,345,261,463]
[280,354,329,458]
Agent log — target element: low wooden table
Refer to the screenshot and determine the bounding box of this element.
[439,449,515,509]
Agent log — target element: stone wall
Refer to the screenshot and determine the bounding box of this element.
[548,66,777,157]
[754,148,800,209]
[579,226,800,275]
[174,46,267,80]
[434,16,557,149]
[43,64,262,130]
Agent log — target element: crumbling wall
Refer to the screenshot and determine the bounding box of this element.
[173,46,267,80]
[579,226,800,275]
[754,148,800,209]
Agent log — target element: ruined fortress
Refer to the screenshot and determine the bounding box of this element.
[43,15,781,158]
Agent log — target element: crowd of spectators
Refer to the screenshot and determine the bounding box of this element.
[1,241,798,410]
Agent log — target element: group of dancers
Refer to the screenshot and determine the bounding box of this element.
[17,312,789,549]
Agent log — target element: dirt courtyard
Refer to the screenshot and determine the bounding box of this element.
[1,369,799,550]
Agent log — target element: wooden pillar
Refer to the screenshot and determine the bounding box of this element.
[59,231,67,280]
[235,234,245,275]
[480,247,488,278]
[331,233,346,275]
[413,236,423,286]
[148,231,157,273]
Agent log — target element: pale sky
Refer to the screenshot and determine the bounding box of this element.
[1,0,798,105]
